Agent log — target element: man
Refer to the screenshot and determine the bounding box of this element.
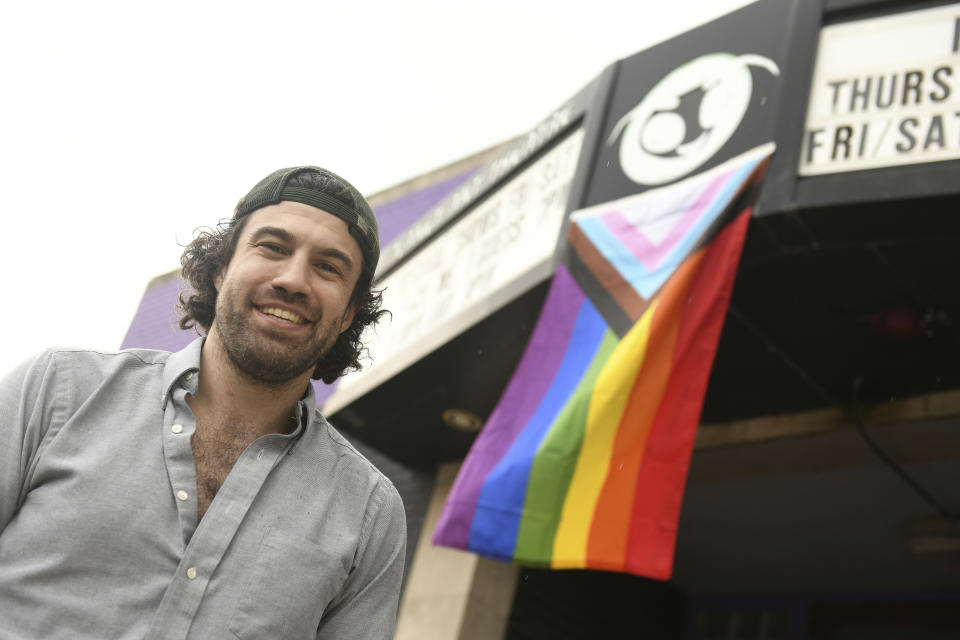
[0,167,406,639]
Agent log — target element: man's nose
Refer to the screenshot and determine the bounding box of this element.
[270,254,312,297]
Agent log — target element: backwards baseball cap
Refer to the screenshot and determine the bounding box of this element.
[233,166,380,274]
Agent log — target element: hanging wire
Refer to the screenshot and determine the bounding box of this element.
[730,306,954,519]
[851,377,951,518]
[728,305,838,406]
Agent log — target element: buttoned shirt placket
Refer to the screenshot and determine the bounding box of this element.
[145,368,307,640]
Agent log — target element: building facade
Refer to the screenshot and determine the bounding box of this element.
[123,1,960,637]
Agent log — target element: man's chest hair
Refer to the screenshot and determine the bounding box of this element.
[191,420,258,517]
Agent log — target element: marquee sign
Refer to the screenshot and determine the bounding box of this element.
[325,130,585,413]
[800,3,960,176]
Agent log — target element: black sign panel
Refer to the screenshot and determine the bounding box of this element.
[583,0,800,207]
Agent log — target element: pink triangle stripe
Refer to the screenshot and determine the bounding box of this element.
[599,171,729,272]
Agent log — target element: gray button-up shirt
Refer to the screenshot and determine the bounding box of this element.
[0,339,406,639]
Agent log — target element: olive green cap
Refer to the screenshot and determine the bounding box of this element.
[234,166,379,274]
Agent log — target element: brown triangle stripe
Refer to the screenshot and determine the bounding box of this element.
[567,222,653,324]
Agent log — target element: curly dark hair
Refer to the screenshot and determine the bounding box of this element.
[178,172,387,384]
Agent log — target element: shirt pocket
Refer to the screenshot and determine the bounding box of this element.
[229,528,350,640]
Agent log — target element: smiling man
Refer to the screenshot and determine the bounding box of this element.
[0,167,406,639]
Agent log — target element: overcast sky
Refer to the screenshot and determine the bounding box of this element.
[0,0,752,376]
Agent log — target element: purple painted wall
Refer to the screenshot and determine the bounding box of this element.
[120,166,480,406]
[375,168,480,247]
[122,276,196,353]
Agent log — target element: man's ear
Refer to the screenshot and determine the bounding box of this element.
[214,269,224,292]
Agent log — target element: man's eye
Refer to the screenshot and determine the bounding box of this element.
[259,242,286,254]
[315,262,340,275]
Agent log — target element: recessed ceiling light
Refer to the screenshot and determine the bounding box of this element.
[442,408,484,433]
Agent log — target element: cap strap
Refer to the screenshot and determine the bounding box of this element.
[279,186,369,240]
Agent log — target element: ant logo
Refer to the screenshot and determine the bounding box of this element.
[608,53,779,186]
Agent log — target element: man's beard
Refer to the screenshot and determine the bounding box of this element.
[213,289,340,386]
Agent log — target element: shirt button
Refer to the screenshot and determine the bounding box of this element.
[177,490,189,501]
[186,567,197,580]
[171,424,184,434]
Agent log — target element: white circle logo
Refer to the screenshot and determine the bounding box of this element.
[608,53,779,186]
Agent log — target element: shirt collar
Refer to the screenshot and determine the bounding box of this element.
[296,380,319,431]
[159,337,320,429]
[161,337,204,409]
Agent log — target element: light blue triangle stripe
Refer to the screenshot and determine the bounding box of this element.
[576,160,758,299]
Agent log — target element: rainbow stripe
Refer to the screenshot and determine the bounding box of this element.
[433,210,752,579]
